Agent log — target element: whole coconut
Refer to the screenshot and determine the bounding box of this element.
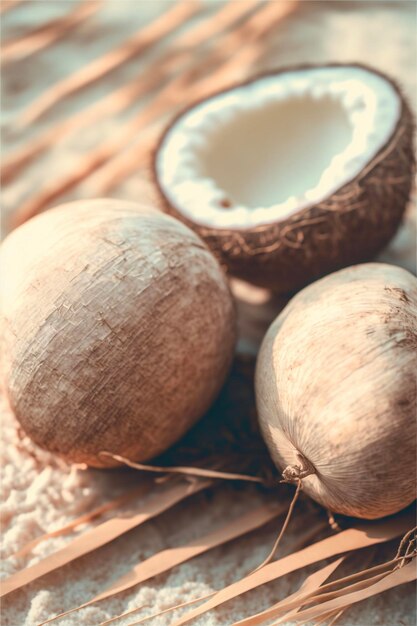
[255,263,417,519]
[0,199,236,467]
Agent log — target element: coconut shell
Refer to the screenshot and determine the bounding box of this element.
[0,199,236,467]
[255,262,417,519]
[153,63,415,293]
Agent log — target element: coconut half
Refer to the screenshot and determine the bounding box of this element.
[154,64,414,292]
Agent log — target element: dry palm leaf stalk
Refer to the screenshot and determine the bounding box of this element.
[276,560,416,624]
[232,557,346,626]
[205,556,417,626]
[103,557,334,626]
[13,484,145,558]
[328,610,345,625]
[236,551,410,626]
[311,547,378,626]
[169,509,414,625]
[14,0,199,130]
[300,571,399,609]
[0,477,212,597]
[38,502,284,625]
[61,525,415,626]
[37,529,416,626]
[1,0,102,65]
[92,503,283,601]
[280,558,417,624]
[229,530,416,625]
[315,612,343,626]
[1,58,174,186]
[9,0,297,229]
[2,0,260,184]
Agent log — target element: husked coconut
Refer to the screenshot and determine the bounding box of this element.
[255,263,417,519]
[0,199,236,467]
[154,64,414,293]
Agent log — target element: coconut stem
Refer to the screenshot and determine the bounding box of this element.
[282,452,316,483]
[251,479,303,573]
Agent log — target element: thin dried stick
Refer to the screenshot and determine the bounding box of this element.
[99,604,148,626]
[2,0,260,184]
[101,594,214,626]
[124,595,215,626]
[85,0,297,195]
[10,1,291,228]
[102,451,265,484]
[16,0,200,129]
[1,0,101,64]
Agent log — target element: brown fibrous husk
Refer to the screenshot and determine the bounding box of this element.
[0,199,236,467]
[153,63,415,293]
[255,262,417,519]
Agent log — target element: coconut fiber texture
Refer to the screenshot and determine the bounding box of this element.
[255,263,417,519]
[1,1,416,625]
[0,199,236,467]
[155,63,415,293]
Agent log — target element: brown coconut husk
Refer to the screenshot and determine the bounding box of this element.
[153,63,415,293]
[1,200,236,467]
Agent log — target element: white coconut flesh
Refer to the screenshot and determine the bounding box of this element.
[156,66,400,229]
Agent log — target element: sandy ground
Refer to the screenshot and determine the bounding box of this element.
[1,1,416,625]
